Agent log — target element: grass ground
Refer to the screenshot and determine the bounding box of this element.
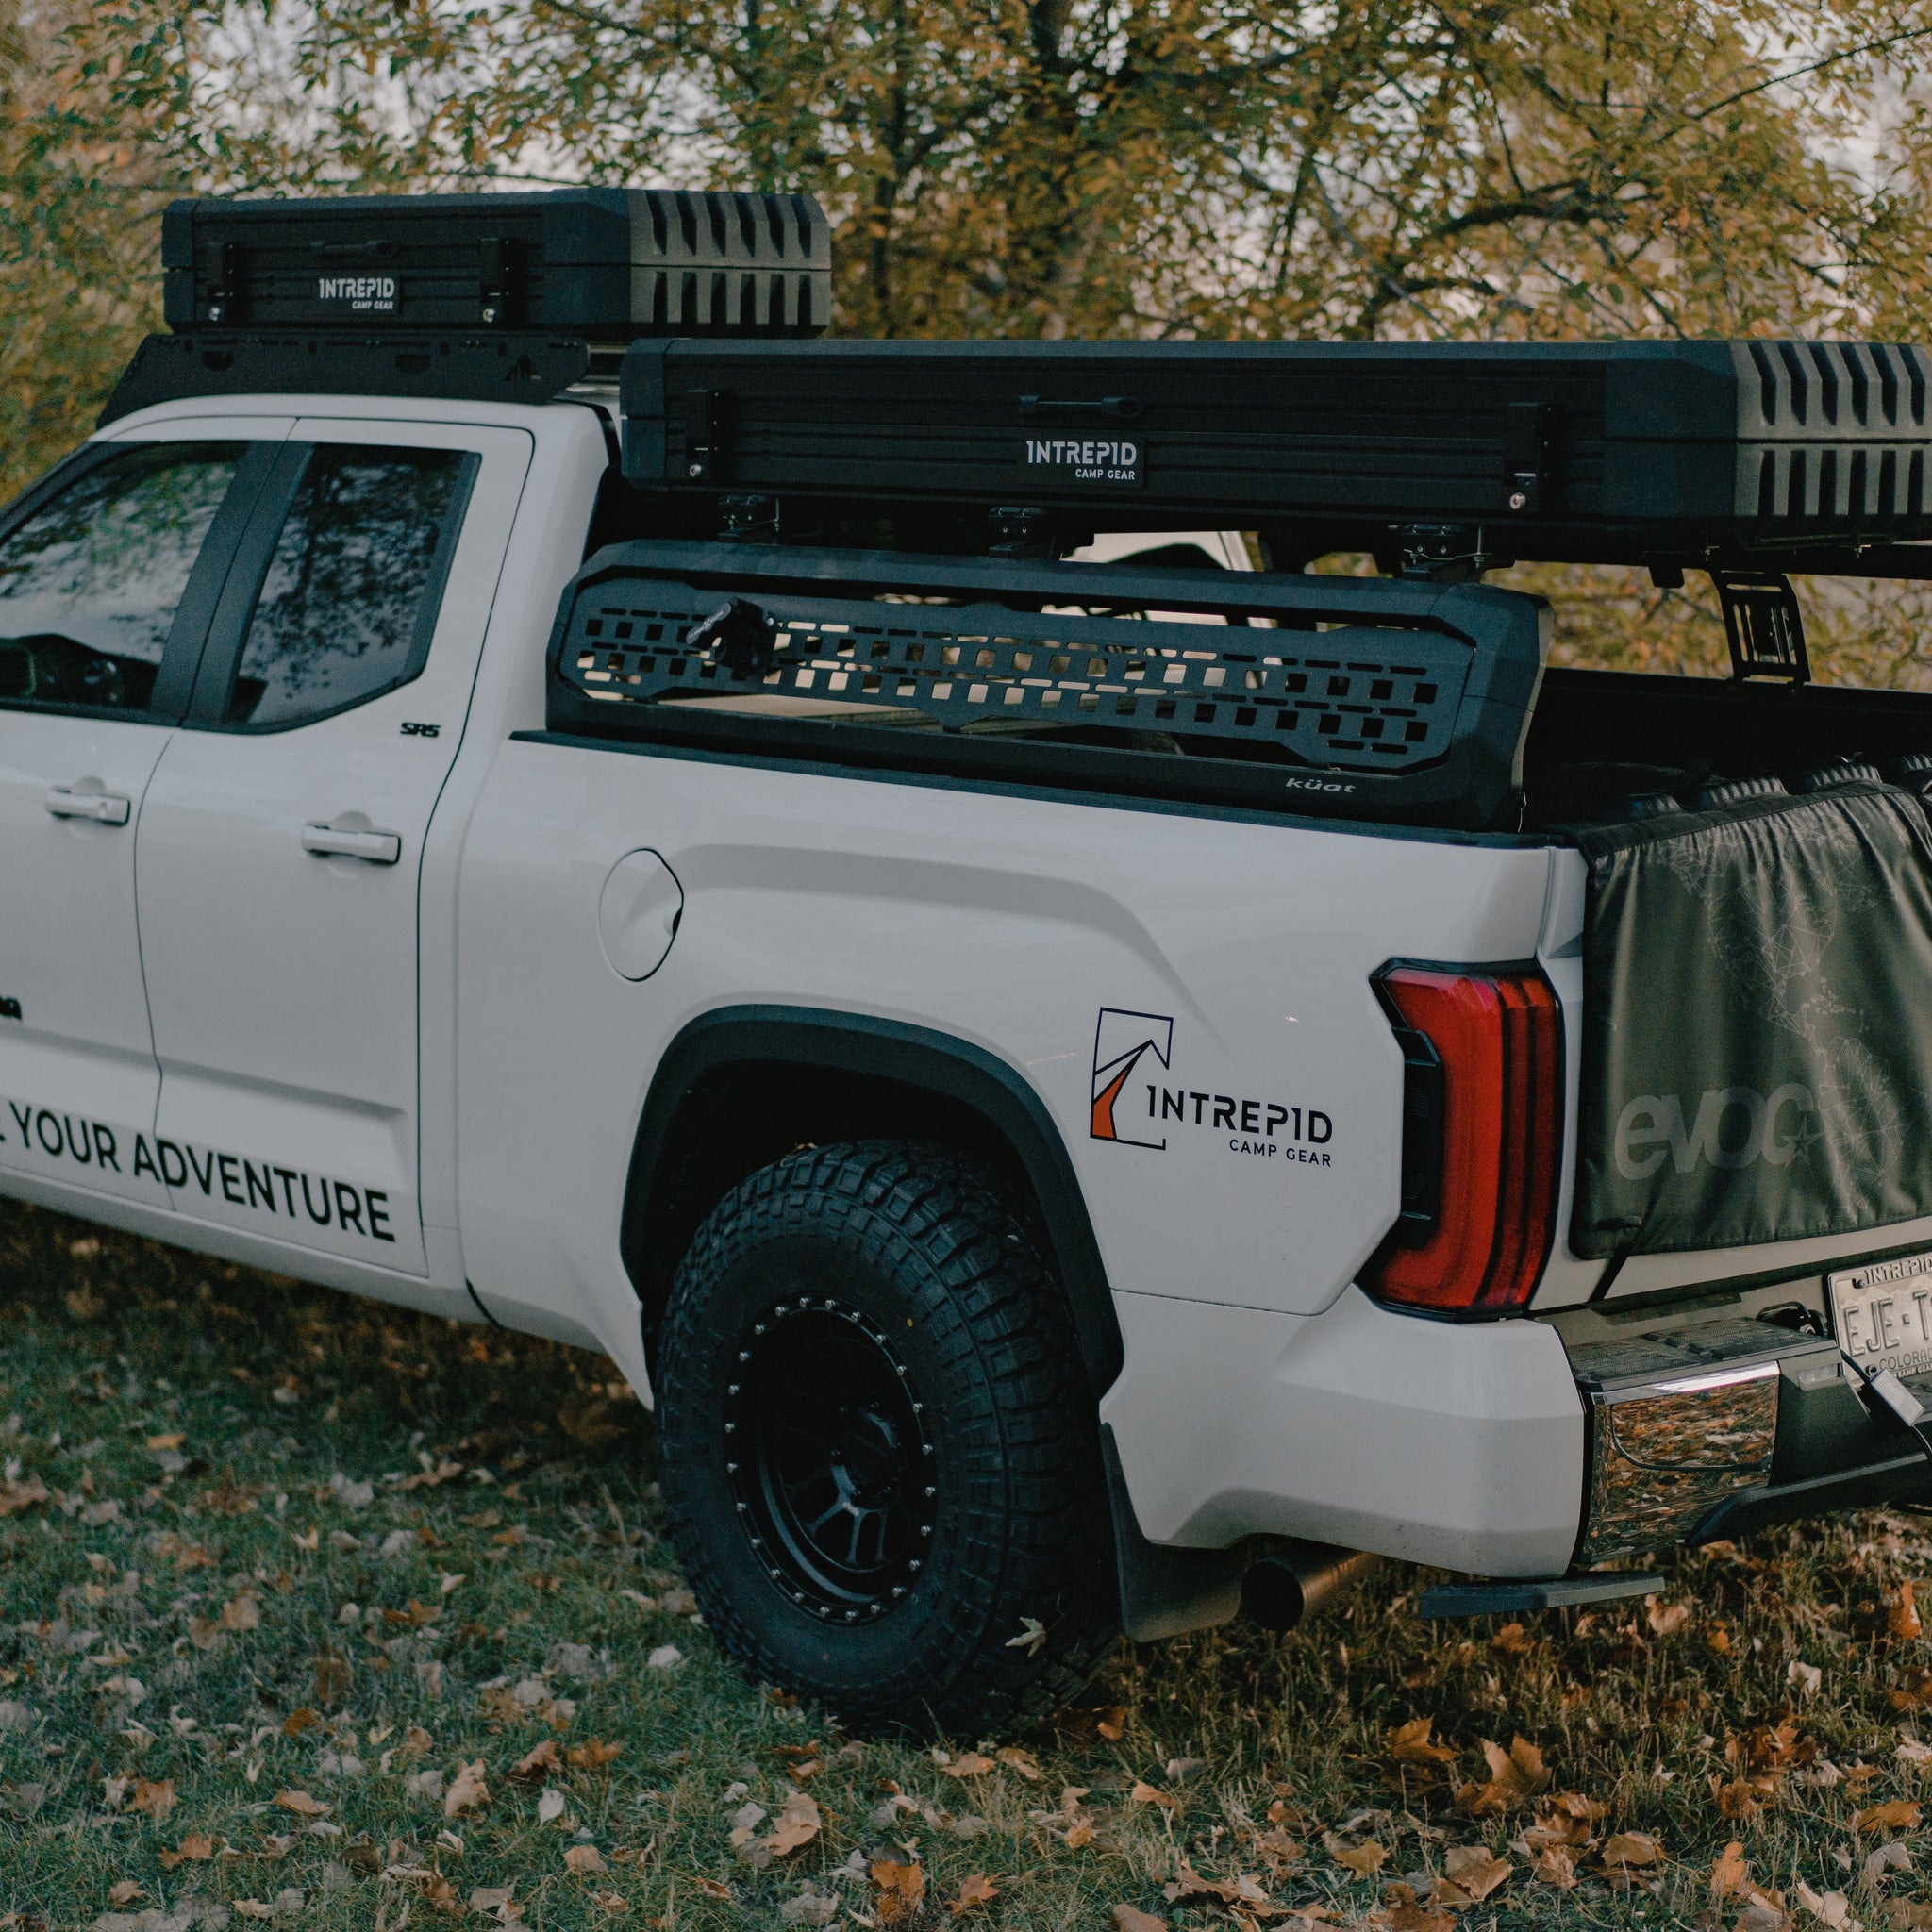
[5,1200,1932,1932]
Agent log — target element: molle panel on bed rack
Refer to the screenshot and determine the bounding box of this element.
[541,541,1549,831]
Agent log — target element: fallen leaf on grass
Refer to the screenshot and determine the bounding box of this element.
[108,1883,145,1907]
[1796,1879,1857,1927]
[1893,1583,1924,1642]
[564,1844,608,1874]
[445,1758,490,1818]
[996,1745,1041,1779]
[1371,1883,1456,1932]
[1712,1774,1774,1821]
[1710,1840,1751,1899]
[1456,1737,1549,1815]
[1130,1780,1180,1810]
[1490,1622,1535,1657]
[280,1707,319,1740]
[954,1873,1000,1911]
[1892,1667,1932,1713]
[1432,1846,1510,1905]
[1736,1904,1794,1932]
[1863,1839,1912,1889]
[1601,1831,1661,1865]
[567,1739,624,1769]
[0,1474,47,1518]
[1523,1791,1604,1848]
[1110,1910,1168,1932]
[158,1831,215,1867]
[1855,1799,1921,1833]
[872,1857,925,1928]
[130,1778,176,1822]
[1599,1831,1662,1889]
[1323,1833,1389,1878]
[312,1654,352,1706]
[512,1739,562,1779]
[1531,1845,1575,1888]
[942,1751,997,1778]
[275,1789,329,1819]
[1646,1595,1693,1639]
[765,1790,821,1856]
[538,1788,566,1825]
[1386,1717,1458,1767]
[1165,1861,1278,1913]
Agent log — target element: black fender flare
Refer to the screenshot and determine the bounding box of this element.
[620,1004,1124,1403]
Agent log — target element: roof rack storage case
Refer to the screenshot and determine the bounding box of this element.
[542,541,1549,832]
[101,189,829,424]
[619,339,1932,558]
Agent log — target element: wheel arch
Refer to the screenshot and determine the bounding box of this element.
[620,1005,1124,1406]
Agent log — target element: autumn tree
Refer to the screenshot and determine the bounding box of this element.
[12,1,1932,679]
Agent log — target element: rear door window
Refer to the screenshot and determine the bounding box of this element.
[225,444,475,727]
[0,442,244,714]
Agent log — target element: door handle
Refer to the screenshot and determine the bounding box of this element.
[45,785,131,825]
[302,823,402,865]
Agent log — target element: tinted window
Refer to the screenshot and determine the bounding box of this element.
[0,442,242,713]
[227,445,471,727]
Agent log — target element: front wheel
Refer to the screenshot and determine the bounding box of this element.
[655,1140,1117,1735]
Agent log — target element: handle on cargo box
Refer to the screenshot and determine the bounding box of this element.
[1019,393,1143,420]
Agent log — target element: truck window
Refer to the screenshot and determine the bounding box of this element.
[225,444,473,727]
[0,442,242,714]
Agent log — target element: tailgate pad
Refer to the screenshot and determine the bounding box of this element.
[1574,782,1932,1257]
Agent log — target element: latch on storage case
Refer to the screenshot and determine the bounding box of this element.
[1503,400,1549,514]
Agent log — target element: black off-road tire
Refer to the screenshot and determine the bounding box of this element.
[655,1139,1119,1736]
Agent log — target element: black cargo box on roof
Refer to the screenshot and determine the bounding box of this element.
[162,189,829,339]
[618,337,1932,559]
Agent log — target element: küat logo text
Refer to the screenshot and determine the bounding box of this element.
[1613,1085,1816,1179]
[1090,1007,1334,1166]
[317,275,397,313]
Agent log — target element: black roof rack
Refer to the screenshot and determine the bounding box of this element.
[617,337,1932,565]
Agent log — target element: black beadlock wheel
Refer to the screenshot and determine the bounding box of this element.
[654,1140,1119,1736]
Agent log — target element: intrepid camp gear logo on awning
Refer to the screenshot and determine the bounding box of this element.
[1091,1008,1174,1149]
[317,275,398,313]
[1023,437,1143,487]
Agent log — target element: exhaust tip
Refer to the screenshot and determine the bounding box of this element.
[1240,1540,1380,1633]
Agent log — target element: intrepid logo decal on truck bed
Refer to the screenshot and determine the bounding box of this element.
[1091,1008,1174,1148]
[1090,1008,1335,1165]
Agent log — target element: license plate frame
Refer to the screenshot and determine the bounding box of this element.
[1827,1250,1932,1381]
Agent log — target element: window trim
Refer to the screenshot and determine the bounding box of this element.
[0,439,277,725]
[185,441,480,734]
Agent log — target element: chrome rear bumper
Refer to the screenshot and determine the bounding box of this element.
[1572,1321,1841,1564]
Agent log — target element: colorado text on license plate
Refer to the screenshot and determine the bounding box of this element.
[1829,1253,1932,1380]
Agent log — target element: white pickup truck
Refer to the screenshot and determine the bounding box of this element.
[11,190,1932,1734]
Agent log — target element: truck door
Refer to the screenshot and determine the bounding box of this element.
[132,419,530,1281]
[0,427,287,1205]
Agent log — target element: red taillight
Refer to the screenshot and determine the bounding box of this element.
[1362,963,1563,1315]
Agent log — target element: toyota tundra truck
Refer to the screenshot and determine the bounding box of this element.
[8,187,1932,1732]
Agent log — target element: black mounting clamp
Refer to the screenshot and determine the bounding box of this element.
[687,597,777,675]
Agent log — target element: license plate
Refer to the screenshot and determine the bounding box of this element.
[1829,1251,1932,1381]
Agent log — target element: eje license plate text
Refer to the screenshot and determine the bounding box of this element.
[1828,1253,1932,1380]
